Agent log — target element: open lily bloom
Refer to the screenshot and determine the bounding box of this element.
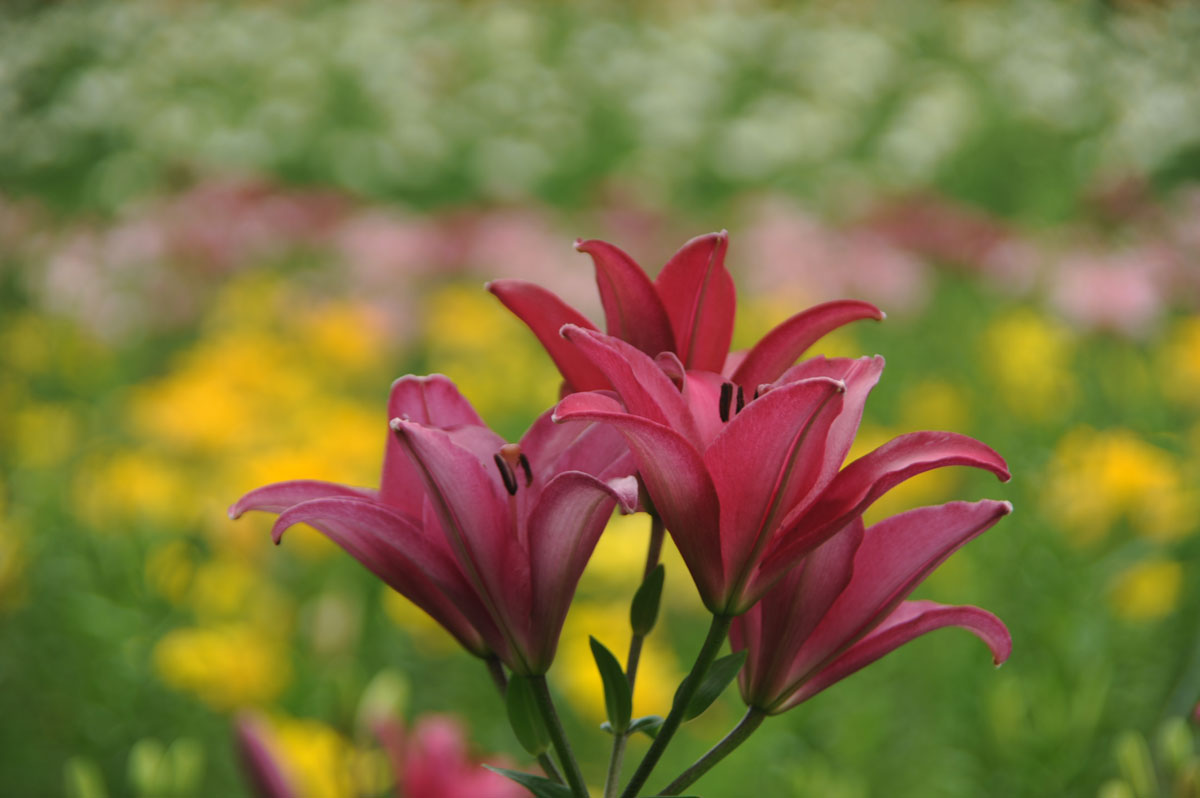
[230,375,637,675]
[731,500,1013,714]
[488,232,884,393]
[554,327,1011,615]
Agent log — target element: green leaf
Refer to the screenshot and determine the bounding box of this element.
[681,649,748,721]
[483,766,574,798]
[505,676,550,756]
[630,564,665,636]
[590,636,632,733]
[628,715,664,738]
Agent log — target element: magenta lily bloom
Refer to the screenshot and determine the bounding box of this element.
[731,500,1013,714]
[229,375,637,675]
[488,232,884,393]
[553,327,1011,615]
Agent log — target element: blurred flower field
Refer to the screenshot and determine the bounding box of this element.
[2,1,1200,796]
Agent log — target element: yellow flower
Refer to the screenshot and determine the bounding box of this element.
[145,540,196,605]
[152,624,291,710]
[1109,559,1182,621]
[1160,317,1200,409]
[898,379,970,433]
[267,715,356,798]
[73,450,193,530]
[581,512,697,611]
[1044,427,1195,545]
[424,284,561,427]
[556,601,681,723]
[980,309,1076,420]
[11,403,80,469]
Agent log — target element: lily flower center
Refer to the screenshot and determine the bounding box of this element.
[718,382,747,423]
[493,443,533,496]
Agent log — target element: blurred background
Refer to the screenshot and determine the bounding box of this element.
[2,1,1200,796]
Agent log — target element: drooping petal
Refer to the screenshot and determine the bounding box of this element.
[487,280,608,392]
[382,375,488,512]
[560,325,698,442]
[271,497,495,657]
[525,472,639,670]
[575,238,675,359]
[778,499,1012,690]
[778,600,1011,711]
[554,392,726,609]
[739,520,863,706]
[703,377,846,611]
[389,420,529,653]
[228,480,377,520]
[759,431,1010,584]
[654,231,735,371]
[732,300,885,389]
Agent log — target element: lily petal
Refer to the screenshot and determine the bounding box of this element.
[486,280,607,392]
[760,431,1009,584]
[780,599,1011,710]
[654,231,735,371]
[554,393,726,610]
[703,376,846,610]
[526,472,639,669]
[575,238,675,359]
[782,499,1012,690]
[228,480,377,520]
[271,497,494,657]
[389,420,528,649]
[732,300,885,389]
[560,325,698,441]
[382,375,488,511]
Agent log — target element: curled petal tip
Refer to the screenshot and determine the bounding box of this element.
[227,505,240,520]
[559,322,587,340]
[999,500,1014,515]
[388,417,403,432]
[573,237,585,251]
[878,310,888,320]
[834,379,847,393]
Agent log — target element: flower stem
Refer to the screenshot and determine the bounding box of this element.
[531,675,590,797]
[619,613,733,798]
[604,516,665,798]
[484,658,563,784]
[655,707,766,795]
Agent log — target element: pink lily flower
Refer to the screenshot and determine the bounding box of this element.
[730,500,1013,714]
[375,715,527,798]
[229,375,638,675]
[553,327,1011,615]
[488,232,885,393]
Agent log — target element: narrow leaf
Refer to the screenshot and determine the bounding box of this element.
[483,766,574,798]
[683,650,748,721]
[628,715,664,739]
[505,676,550,757]
[590,636,632,733]
[630,564,665,636]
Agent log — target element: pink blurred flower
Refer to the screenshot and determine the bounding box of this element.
[1049,248,1171,337]
[375,715,527,798]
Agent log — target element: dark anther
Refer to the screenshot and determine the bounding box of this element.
[753,387,760,401]
[518,453,533,487]
[718,382,734,422]
[736,385,745,414]
[493,454,518,496]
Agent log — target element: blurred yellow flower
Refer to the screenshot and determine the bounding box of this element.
[153,624,291,710]
[1044,427,1195,545]
[424,284,561,427]
[898,378,970,433]
[381,589,460,655]
[1109,559,1183,621]
[268,715,356,798]
[12,403,80,469]
[73,451,194,531]
[145,540,196,605]
[581,512,697,611]
[1160,317,1200,409]
[980,308,1076,420]
[557,601,680,723]
[0,519,28,614]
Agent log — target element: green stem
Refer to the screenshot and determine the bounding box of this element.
[531,675,590,797]
[619,614,733,798]
[485,658,563,784]
[656,707,766,795]
[604,516,665,798]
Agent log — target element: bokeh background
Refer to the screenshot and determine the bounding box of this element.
[3,1,1200,796]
